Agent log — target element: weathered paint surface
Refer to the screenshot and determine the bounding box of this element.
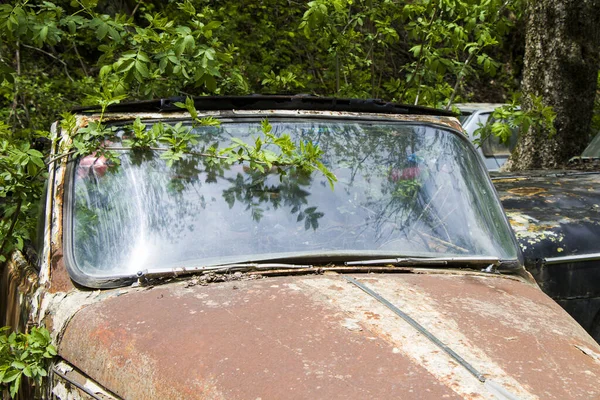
[0,251,37,330]
[492,170,600,259]
[57,273,600,399]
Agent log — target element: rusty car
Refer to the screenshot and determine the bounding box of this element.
[3,96,600,399]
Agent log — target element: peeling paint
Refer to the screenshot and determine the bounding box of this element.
[506,187,547,196]
[303,276,540,400]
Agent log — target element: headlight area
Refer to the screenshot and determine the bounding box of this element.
[50,360,121,400]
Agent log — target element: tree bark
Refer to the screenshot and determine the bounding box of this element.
[504,0,600,170]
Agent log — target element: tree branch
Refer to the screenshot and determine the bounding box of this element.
[445,52,474,110]
[21,44,74,82]
[72,44,89,77]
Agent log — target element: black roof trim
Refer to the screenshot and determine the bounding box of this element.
[72,95,455,117]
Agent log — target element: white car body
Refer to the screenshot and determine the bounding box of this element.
[455,103,518,171]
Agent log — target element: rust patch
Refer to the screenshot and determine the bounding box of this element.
[0,251,38,330]
[492,178,527,184]
[49,249,75,293]
[506,187,547,196]
[60,277,460,399]
[76,115,94,129]
[364,311,381,320]
[328,284,344,291]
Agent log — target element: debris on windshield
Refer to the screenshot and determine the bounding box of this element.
[182,272,264,288]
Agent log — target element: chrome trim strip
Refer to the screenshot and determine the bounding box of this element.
[344,275,486,382]
[545,253,600,265]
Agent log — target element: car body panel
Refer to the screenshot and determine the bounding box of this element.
[57,273,600,399]
[0,252,38,332]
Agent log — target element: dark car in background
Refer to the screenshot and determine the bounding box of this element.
[3,96,600,399]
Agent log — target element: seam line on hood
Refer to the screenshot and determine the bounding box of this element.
[344,275,486,382]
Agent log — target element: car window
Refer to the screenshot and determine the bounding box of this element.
[480,117,518,157]
[581,132,600,158]
[69,119,518,281]
[458,113,472,124]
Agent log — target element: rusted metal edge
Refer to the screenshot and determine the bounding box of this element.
[343,275,487,382]
[544,252,600,265]
[52,361,119,400]
[250,266,529,282]
[136,263,313,281]
[344,256,503,267]
[491,170,600,180]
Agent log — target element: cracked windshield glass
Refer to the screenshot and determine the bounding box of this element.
[71,119,518,278]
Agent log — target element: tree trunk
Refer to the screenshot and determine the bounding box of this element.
[504,0,600,170]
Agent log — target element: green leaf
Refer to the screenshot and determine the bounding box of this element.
[135,60,149,79]
[99,65,112,78]
[137,51,150,62]
[10,361,25,370]
[22,366,32,378]
[39,25,49,43]
[204,21,222,31]
[183,35,195,53]
[96,22,108,40]
[2,369,20,383]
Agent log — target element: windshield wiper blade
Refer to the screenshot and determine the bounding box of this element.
[136,262,313,281]
[344,256,501,267]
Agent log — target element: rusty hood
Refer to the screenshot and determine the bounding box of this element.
[57,272,600,399]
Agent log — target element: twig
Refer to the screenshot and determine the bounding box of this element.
[413,7,439,105]
[21,43,74,82]
[336,53,340,93]
[9,42,21,125]
[45,150,77,166]
[446,0,510,110]
[417,230,469,253]
[72,44,89,77]
[106,146,229,160]
[445,52,474,110]
[413,182,444,228]
[400,7,438,103]
[131,0,142,17]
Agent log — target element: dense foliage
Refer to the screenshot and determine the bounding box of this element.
[0,326,56,398]
[0,0,526,265]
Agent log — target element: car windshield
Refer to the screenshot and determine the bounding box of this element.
[69,118,518,281]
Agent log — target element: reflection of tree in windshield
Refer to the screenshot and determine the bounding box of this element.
[222,166,322,228]
[72,119,517,277]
